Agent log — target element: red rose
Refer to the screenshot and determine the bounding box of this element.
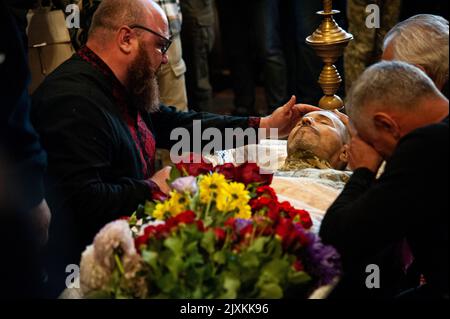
[214,227,226,243]
[251,197,279,221]
[278,201,293,214]
[253,216,274,236]
[154,224,170,239]
[275,218,293,240]
[175,153,214,177]
[134,234,149,250]
[214,163,236,180]
[239,223,254,237]
[275,218,306,251]
[289,208,313,230]
[297,227,310,247]
[175,210,196,224]
[293,259,304,272]
[166,210,197,229]
[236,162,273,185]
[256,186,278,200]
[224,217,236,230]
[299,214,312,229]
[196,220,205,232]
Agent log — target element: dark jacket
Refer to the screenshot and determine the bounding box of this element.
[320,116,449,298]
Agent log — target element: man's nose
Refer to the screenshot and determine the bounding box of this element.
[161,53,169,65]
[301,116,313,126]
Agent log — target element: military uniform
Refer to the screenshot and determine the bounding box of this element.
[155,0,188,111]
[180,0,215,112]
[344,0,402,93]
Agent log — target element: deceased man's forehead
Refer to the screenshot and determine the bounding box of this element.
[305,111,341,123]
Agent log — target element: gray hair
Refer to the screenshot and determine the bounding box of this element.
[88,0,148,36]
[346,61,442,121]
[383,14,449,88]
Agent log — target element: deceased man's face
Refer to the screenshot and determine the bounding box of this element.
[287,111,349,169]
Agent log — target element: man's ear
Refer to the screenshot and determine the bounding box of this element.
[373,112,401,140]
[116,26,136,54]
[339,144,349,163]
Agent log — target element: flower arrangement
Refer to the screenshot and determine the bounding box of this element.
[80,156,341,299]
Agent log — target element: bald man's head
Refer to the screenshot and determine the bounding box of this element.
[88,0,168,40]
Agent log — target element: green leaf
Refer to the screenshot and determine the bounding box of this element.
[185,252,204,267]
[258,258,290,285]
[239,252,260,269]
[166,255,183,278]
[157,273,176,294]
[200,230,216,255]
[288,270,312,285]
[128,212,138,226]
[168,165,182,184]
[141,250,159,270]
[213,251,226,264]
[248,237,270,253]
[84,290,113,299]
[164,237,184,256]
[144,201,156,216]
[258,282,283,299]
[220,273,241,299]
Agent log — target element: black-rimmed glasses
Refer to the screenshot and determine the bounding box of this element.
[129,24,172,54]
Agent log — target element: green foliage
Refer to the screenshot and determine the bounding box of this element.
[100,223,314,299]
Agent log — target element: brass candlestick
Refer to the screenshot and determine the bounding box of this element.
[306,0,353,110]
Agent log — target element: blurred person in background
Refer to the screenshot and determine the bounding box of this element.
[1,0,51,298]
[180,0,215,112]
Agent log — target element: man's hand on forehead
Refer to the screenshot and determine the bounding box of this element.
[292,103,322,117]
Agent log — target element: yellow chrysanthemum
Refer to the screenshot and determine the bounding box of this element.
[168,190,189,215]
[198,173,227,204]
[152,191,190,220]
[234,204,252,219]
[216,182,250,212]
[152,201,172,220]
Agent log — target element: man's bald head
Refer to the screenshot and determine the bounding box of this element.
[88,0,168,40]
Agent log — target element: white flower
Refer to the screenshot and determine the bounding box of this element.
[171,176,198,195]
[80,220,148,298]
[93,220,136,271]
[80,245,111,295]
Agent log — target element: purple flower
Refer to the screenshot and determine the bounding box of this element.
[295,225,342,286]
[171,176,198,195]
